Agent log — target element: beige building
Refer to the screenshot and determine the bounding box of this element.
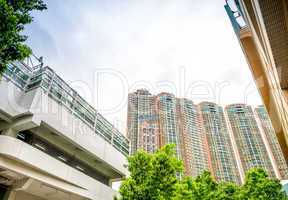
[200,102,241,184]
[226,104,276,179]
[225,0,288,162]
[127,90,288,183]
[0,59,129,200]
[127,90,209,178]
[255,106,288,179]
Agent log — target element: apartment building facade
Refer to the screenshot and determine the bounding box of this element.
[199,102,241,184]
[127,89,158,155]
[177,99,208,177]
[255,106,288,179]
[225,104,276,178]
[0,59,129,200]
[127,89,288,183]
[127,90,209,177]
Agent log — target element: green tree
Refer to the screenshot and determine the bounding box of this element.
[173,178,193,200]
[118,145,287,200]
[238,168,287,200]
[188,171,217,200]
[0,0,46,74]
[173,171,235,200]
[118,145,183,200]
[212,182,238,200]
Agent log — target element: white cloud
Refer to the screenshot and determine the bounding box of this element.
[26,0,262,134]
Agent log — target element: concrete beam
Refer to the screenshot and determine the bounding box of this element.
[0,115,40,135]
[13,178,33,191]
[0,112,12,123]
[11,116,39,132]
[3,190,16,200]
[2,129,18,138]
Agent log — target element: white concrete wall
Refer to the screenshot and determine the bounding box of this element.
[4,191,45,200]
[0,135,117,200]
[30,89,128,176]
[15,191,45,200]
[0,81,32,117]
[0,79,128,199]
[0,79,128,176]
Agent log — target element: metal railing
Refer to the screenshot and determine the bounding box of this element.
[3,61,129,156]
[224,0,247,36]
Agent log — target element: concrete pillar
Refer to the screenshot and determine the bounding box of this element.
[2,190,16,200]
[2,129,17,138]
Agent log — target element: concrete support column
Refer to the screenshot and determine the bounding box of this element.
[2,129,18,138]
[2,190,16,200]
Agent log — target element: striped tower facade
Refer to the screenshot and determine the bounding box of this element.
[199,102,241,184]
[177,99,209,177]
[127,90,288,182]
[255,106,288,179]
[225,104,275,178]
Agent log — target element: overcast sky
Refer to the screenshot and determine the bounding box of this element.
[25,0,262,133]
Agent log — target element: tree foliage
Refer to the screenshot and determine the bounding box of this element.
[117,145,287,200]
[238,168,287,200]
[0,0,46,74]
[119,145,183,200]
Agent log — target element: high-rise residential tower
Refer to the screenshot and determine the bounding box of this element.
[225,0,288,160]
[127,90,288,183]
[127,90,209,177]
[177,99,209,177]
[255,106,288,179]
[199,102,241,184]
[225,104,275,178]
[127,89,159,154]
[157,93,182,159]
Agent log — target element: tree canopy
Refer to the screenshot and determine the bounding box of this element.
[119,145,183,200]
[0,0,46,74]
[117,145,288,200]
